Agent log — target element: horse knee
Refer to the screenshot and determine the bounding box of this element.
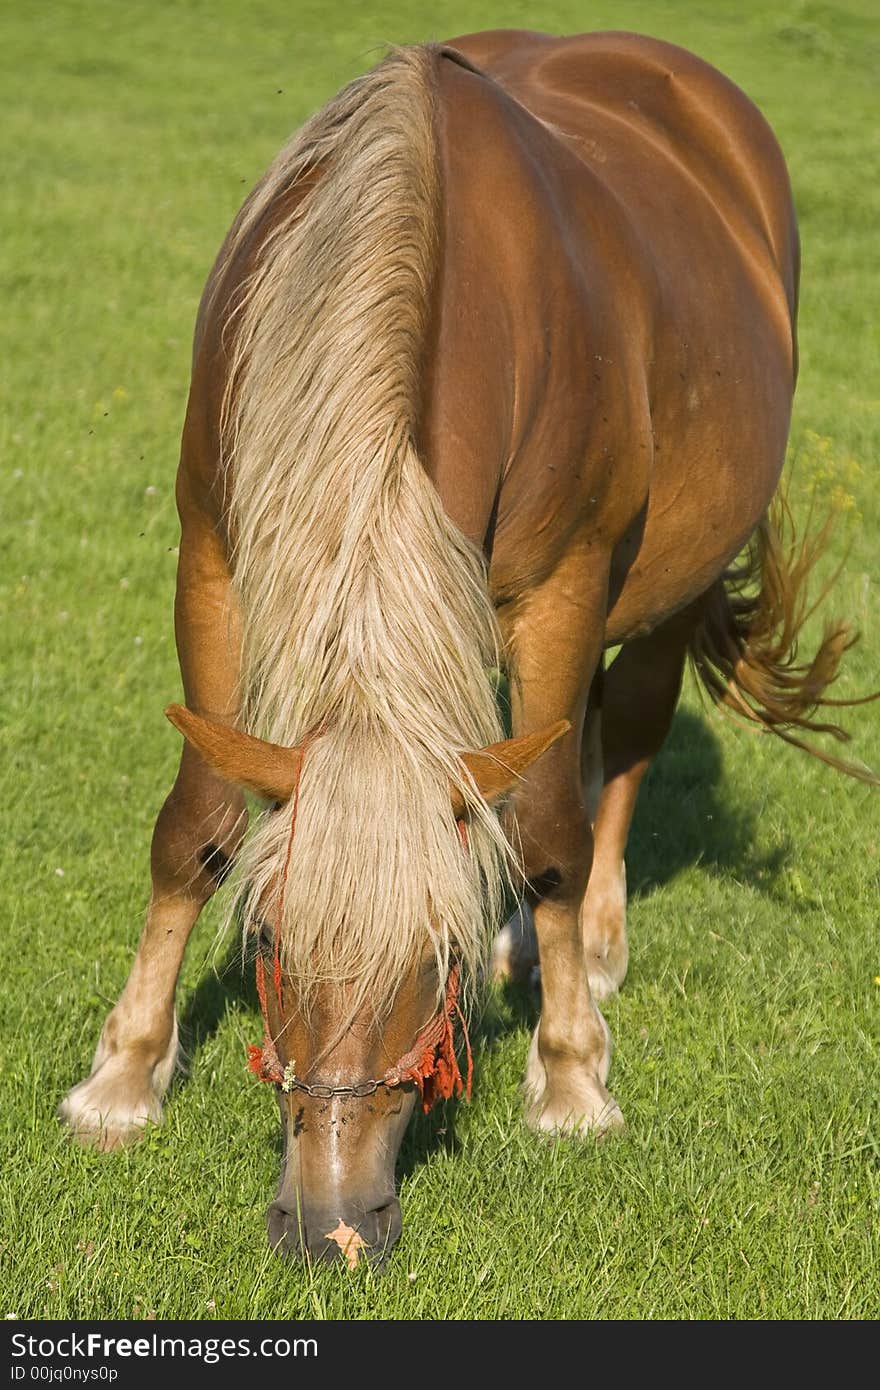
[516,792,592,906]
[150,771,248,899]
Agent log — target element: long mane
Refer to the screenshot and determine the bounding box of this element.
[217,46,512,1029]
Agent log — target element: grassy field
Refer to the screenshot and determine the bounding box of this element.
[1,0,878,1320]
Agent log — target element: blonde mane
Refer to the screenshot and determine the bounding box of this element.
[218,47,512,1029]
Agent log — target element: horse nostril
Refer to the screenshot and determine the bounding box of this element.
[267,1200,302,1257]
[267,1198,402,1267]
[360,1198,402,1265]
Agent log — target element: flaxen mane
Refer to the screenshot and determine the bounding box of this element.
[217,47,512,1029]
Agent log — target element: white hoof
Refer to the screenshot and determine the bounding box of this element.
[523,1020,622,1136]
[59,1021,178,1152]
[586,960,622,1001]
[526,1087,625,1137]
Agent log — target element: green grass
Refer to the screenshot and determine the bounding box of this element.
[1,0,878,1320]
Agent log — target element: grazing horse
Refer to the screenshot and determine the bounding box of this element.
[60,31,874,1265]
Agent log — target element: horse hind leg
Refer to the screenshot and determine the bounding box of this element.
[580,606,700,999]
[490,902,539,985]
[59,493,247,1149]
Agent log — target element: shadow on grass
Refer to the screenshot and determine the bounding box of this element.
[174,707,788,1171]
[173,942,257,1097]
[460,706,790,1087]
[627,706,787,898]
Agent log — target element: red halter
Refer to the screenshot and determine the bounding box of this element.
[246,738,473,1112]
[247,958,472,1111]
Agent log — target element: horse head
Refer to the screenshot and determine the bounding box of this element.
[166,703,566,1266]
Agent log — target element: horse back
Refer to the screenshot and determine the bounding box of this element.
[426,32,800,636]
[447,30,798,308]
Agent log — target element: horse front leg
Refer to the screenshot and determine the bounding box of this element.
[505,563,623,1136]
[60,483,247,1149]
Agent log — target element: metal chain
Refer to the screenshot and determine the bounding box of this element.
[279,1077,389,1099]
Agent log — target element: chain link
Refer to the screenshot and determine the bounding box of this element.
[280,1076,388,1099]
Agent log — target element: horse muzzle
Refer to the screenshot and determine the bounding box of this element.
[267,1194,403,1267]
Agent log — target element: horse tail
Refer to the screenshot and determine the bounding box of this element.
[689,497,878,783]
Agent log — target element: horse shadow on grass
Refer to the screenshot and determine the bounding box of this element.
[170,940,259,1103]
[618,706,788,904]
[175,944,259,1064]
[173,707,788,1170]
[429,706,791,1156]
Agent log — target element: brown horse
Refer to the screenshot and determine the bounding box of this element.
[60,30,874,1266]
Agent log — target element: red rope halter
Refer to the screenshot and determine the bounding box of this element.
[246,737,473,1112]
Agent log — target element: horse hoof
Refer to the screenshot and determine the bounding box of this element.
[584,934,629,1000]
[524,1086,625,1138]
[59,1093,159,1151]
[523,1019,621,1136]
[59,1057,167,1151]
[586,962,621,1001]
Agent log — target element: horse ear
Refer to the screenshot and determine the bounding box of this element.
[165,704,303,802]
[451,720,571,816]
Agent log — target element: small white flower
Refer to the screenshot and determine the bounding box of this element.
[281,1061,297,1093]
